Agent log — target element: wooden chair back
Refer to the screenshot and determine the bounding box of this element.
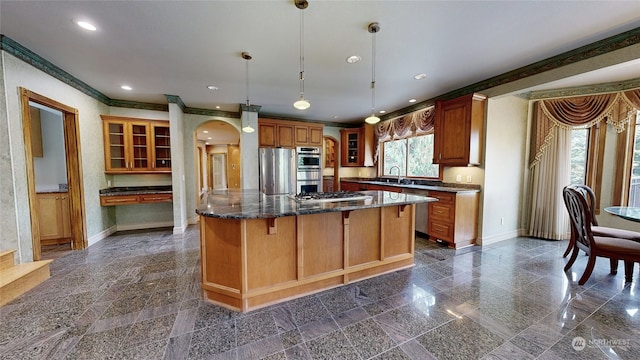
[563,185,595,253]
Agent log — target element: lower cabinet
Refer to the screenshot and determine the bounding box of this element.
[427,191,478,248]
[37,192,71,245]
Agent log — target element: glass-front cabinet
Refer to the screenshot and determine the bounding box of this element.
[101,115,171,174]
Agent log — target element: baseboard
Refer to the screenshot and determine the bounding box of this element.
[188,216,199,225]
[88,225,116,247]
[478,229,521,246]
[173,219,188,234]
[116,221,174,232]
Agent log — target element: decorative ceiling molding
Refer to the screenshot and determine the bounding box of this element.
[526,77,640,100]
[382,26,640,121]
[4,26,640,122]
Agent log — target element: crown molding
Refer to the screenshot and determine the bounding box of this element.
[4,26,640,121]
[382,26,640,121]
[526,78,640,100]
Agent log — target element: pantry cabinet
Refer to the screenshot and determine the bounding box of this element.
[37,192,71,245]
[433,93,486,166]
[259,118,323,148]
[340,125,375,167]
[101,115,171,174]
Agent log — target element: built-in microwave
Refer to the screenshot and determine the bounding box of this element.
[297,147,321,169]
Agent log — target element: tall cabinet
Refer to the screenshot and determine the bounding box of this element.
[101,115,171,174]
[433,93,486,166]
[340,125,375,167]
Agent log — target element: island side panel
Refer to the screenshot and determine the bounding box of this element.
[382,204,415,258]
[347,207,381,266]
[298,212,344,278]
[244,217,297,290]
[200,217,243,309]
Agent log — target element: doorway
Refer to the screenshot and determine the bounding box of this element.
[20,88,87,260]
[210,154,227,190]
[194,120,240,202]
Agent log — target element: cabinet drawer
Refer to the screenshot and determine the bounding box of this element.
[139,194,173,203]
[100,195,139,206]
[429,203,454,222]
[428,191,454,204]
[428,221,453,242]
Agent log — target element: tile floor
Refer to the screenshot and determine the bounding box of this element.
[1,226,639,360]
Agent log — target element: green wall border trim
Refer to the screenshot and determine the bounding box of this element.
[382,26,640,121]
[165,94,186,111]
[526,78,640,100]
[110,98,168,112]
[1,35,111,104]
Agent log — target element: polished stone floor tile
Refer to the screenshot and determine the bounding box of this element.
[3,229,640,359]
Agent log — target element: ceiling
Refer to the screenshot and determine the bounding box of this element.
[2,1,640,143]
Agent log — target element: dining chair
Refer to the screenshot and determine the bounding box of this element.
[562,184,640,258]
[563,186,640,285]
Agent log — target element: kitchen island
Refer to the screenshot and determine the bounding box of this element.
[196,189,436,312]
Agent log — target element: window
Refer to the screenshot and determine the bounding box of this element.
[629,111,640,206]
[382,134,439,178]
[570,128,589,185]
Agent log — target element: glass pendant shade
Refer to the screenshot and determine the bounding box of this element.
[293,96,311,110]
[365,114,380,124]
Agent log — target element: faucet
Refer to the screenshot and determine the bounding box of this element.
[389,165,401,183]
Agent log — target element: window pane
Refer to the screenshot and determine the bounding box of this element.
[630,112,640,207]
[383,139,406,176]
[407,135,439,177]
[570,128,588,185]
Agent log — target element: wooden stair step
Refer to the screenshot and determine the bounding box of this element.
[0,249,17,270]
[0,260,53,306]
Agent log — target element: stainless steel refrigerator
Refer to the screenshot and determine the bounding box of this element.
[259,148,297,195]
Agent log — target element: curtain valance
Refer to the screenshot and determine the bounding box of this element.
[375,106,435,142]
[529,89,640,168]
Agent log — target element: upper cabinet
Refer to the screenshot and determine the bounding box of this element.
[433,93,486,166]
[101,115,171,174]
[258,118,323,148]
[340,125,375,167]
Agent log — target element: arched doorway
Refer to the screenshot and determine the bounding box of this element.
[194,121,240,196]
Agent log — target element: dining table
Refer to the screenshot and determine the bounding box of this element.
[604,206,640,223]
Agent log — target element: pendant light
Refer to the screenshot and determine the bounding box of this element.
[293,0,310,110]
[364,22,381,124]
[241,51,255,133]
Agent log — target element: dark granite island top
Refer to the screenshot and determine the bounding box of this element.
[196,189,437,312]
[196,189,437,220]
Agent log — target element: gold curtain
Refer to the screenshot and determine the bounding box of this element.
[529,90,639,168]
[375,107,435,141]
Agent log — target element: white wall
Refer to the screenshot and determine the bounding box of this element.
[480,96,529,244]
[33,108,68,192]
[1,51,111,262]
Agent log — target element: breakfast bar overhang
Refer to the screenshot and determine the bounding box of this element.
[196,190,436,312]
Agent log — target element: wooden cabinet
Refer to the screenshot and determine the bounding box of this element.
[37,192,71,245]
[433,93,486,166]
[259,118,323,148]
[323,177,334,192]
[427,190,478,248]
[100,193,173,206]
[101,115,171,174]
[340,181,362,191]
[340,125,375,167]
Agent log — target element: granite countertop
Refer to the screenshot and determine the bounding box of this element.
[196,189,437,220]
[99,185,172,196]
[341,177,481,193]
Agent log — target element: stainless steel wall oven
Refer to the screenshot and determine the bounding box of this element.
[296,147,321,193]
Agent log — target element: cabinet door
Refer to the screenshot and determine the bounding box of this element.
[277,124,295,147]
[309,127,323,146]
[295,126,309,145]
[103,120,129,172]
[340,129,362,167]
[37,193,64,240]
[258,122,277,147]
[151,124,171,171]
[434,98,471,165]
[60,194,72,238]
[129,121,152,171]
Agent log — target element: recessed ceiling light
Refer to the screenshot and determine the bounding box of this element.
[121,85,132,91]
[413,73,427,80]
[215,106,220,109]
[379,110,386,114]
[207,85,218,90]
[409,99,417,103]
[205,142,209,145]
[333,115,339,119]
[203,130,209,134]
[75,20,97,31]
[346,55,361,64]
[207,137,212,140]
